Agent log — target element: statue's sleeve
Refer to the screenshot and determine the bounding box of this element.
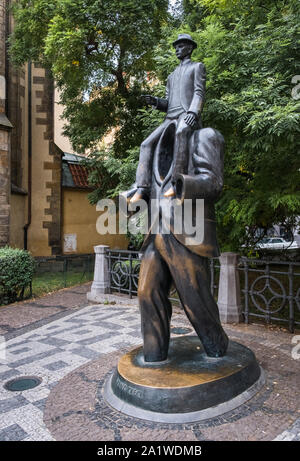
[175,128,224,202]
[188,62,206,115]
[156,76,170,112]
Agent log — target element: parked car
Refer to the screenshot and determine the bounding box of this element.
[256,237,299,250]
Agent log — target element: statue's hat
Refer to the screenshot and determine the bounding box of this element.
[172,33,197,49]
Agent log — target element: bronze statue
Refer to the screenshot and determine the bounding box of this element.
[131,33,206,202]
[104,34,263,422]
[125,34,229,362]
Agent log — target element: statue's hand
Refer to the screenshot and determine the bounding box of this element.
[184,112,197,127]
[142,94,157,106]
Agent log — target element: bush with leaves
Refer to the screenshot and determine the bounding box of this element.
[0,247,36,305]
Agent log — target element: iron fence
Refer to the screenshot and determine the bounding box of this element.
[105,249,300,332]
[35,253,94,282]
[209,257,220,299]
[238,258,300,332]
[106,249,182,304]
[105,249,141,298]
[26,254,95,299]
[105,249,220,305]
[1,253,95,306]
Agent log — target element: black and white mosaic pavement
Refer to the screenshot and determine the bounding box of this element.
[0,297,299,441]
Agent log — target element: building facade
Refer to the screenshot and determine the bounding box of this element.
[0,1,127,256]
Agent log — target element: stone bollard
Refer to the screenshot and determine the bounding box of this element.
[87,245,110,302]
[217,252,243,323]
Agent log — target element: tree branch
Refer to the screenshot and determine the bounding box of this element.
[112,47,128,97]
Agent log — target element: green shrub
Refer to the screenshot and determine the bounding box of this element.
[0,247,35,305]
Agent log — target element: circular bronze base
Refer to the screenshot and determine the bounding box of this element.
[103,336,265,423]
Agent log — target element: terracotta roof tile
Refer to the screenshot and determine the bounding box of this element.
[68,163,90,188]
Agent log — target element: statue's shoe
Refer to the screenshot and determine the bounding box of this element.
[119,186,137,204]
[164,186,176,198]
[130,187,149,204]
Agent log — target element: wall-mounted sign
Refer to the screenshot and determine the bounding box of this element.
[64,233,77,253]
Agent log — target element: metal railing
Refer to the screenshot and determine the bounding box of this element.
[105,249,300,331]
[238,258,300,332]
[34,253,95,288]
[210,257,220,299]
[1,253,95,306]
[106,249,220,304]
[105,249,141,298]
[21,254,95,302]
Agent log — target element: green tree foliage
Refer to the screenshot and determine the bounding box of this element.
[9,0,169,155]
[193,0,300,250]
[154,0,300,250]
[9,0,300,251]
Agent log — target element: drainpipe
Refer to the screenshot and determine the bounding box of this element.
[24,61,32,250]
[5,0,9,115]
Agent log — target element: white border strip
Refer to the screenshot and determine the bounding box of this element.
[102,367,266,424]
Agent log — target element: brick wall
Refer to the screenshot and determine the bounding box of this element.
[0,0,11,247]
[0,0,6,113]
[29,66,62,256]
[0,129,10,246]
[8,67,25,187]
[40,69,62,255]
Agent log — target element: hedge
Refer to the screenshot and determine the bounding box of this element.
[0,247,35,305]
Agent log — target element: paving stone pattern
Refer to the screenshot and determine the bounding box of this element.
[0,283,92,339]
[0,290,299,441]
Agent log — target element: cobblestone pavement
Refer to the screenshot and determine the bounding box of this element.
[0,283,92,339]
[0,290,299,441]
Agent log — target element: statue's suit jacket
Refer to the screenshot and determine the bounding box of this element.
[156,60,206,117]
[140,126,225,258]
[131,60,223,259]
